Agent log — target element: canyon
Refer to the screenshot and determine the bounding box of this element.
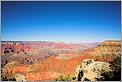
[1,40,121,81]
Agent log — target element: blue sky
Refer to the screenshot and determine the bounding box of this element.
[1,1,121,43]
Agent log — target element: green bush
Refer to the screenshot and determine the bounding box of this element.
[55,74,73,81]
[101,56,121,81]
[101,71,114,81]
[56,75,64,81]
[86,59,92,65]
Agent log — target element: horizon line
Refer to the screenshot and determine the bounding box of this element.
[1,39,120,44]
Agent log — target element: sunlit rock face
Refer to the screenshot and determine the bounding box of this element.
[75,59,111,81]
[82,40,121,61]
[14,74,26,81]
[2,61,15,76]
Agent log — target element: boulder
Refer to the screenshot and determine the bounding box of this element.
[14,74,26,81]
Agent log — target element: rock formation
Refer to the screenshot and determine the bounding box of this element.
[1,40,120,81]
[14,74,26,81]
[75,59,112,81]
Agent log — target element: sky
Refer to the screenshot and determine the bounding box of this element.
[1,1,121,43]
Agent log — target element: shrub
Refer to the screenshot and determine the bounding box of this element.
[100,56,121,81]
[101,71,114,81]
[55,75,64,81]
[86,59,92,65]
[55,74,73,81]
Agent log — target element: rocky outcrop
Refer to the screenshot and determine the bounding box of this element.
[75,59,111,81]
[2,61,15,76]
[14,74,26,81]
[82,40,121,62]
